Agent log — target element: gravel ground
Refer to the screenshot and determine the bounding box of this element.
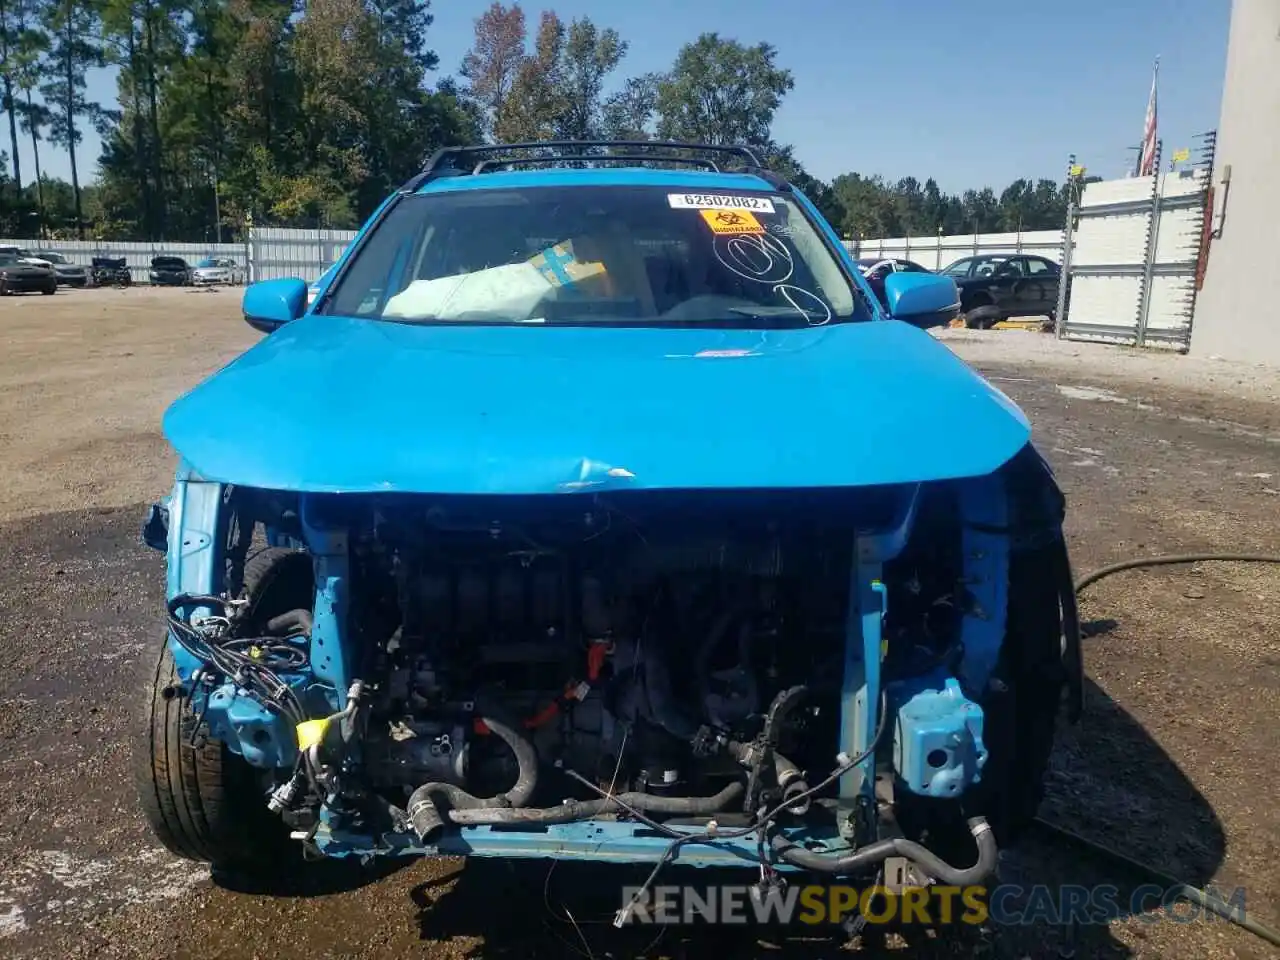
[0,287,1277,959]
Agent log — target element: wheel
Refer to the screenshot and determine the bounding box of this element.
[0,279,8,296]
[963,304,1002,330]
[133,547,313,876]
[42,282,56,295]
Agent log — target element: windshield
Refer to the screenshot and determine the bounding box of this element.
[196,258,218,268]
[37,252,68,264]
[319,185,867,327]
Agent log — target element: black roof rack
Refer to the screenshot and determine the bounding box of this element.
[472,153,724,174]
[400,140,788,194]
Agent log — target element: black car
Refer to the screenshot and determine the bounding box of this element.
[855,257,933,309]
[149,256,193,285]
[0,253,57,295]
[939,254,1060,328]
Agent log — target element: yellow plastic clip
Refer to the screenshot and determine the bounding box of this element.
[295,717,331,752]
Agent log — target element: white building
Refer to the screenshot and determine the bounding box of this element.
[1191,0,1280,364]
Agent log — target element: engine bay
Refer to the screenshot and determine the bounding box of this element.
[154,452,1074,884]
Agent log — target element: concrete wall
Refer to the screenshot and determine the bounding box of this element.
[1191,0,1280,364]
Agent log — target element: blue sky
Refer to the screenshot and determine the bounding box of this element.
[18,0,1232,193]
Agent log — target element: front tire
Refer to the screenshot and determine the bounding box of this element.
[133,636,293,874]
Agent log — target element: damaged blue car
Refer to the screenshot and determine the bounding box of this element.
[135,141,1082,914]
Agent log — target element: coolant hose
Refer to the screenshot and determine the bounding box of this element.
[773,753,811,816]
[407,714,538,842]
[447,781,745,826]
[771,816,998,886]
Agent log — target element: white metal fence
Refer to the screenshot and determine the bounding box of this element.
[0,237,245,285]
[841,230,1066,270]
[0,227,355,285]
[1058,164,1211,350]
[247,226,357,283]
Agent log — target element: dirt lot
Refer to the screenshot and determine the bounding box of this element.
[0,286,1277,959]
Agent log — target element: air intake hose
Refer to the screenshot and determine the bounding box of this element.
[771,816,998,886]
[407,714,538,843]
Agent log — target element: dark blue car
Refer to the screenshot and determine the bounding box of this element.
[135,141,1080,918]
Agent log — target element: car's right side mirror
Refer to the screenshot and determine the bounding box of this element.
[243,277,308,334]
[882,273,962,329]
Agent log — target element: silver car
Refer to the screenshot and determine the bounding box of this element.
[31,251,89,287]
[191,257,245,286]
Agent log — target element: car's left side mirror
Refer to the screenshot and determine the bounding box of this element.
[882,273,961,329]
[243,277,309,334]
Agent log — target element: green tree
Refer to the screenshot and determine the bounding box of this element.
[655,34,793,147]
[602,72,658,140]
[494,10,564,143]
[39,0,105,237]
[459,1,525,139]
[555,17,626,141]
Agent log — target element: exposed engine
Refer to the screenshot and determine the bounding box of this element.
[158,452,1074,884]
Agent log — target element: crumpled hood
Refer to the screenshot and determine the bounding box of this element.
[162,316,1030,494]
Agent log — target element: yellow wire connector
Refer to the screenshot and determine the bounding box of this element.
[295,717,331,752]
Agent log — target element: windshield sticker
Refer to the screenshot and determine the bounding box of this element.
[668,193,776,213]
[700,209,765,235]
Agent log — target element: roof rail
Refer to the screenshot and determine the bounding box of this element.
[421,140,768,179]
[471,153,724,174]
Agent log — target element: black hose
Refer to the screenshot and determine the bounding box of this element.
[1073,553,1280,594]
[1031,816,1280,948]
[407,714,538,842]
[1058,552,1280,950]
[448,781,745,826]
[772,816,998,886]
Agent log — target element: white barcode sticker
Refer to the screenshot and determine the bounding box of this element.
[668,193,776,213]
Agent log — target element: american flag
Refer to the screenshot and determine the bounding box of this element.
[1137,59,1159,177]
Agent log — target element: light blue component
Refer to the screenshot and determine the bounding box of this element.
[839,558,882,822]
[242,277,307,332]
[882,273,962,327]
[204,684,296,769]
[161,319,1031,496]
[313,819,849,869]
[300,496,350,711]
[163,469,224,687]
[893,676,988,798]
[956,472,1011,695]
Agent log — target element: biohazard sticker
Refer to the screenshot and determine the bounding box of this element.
[668,193,776,213]
[699,209,765,235]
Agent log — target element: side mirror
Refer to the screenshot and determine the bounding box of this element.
[882,273,961,329]
[243,277,308,334]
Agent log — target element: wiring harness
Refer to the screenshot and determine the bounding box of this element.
[165,592,312,730]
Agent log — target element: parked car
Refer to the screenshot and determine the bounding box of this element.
[31,251,89,287]
[92,257,134,288]
[0,252,58,295]
[855,257,933,309]
[192,257,246,286]
[0,245,52,268]
[150,256,194,286]
[136,140,1077,895]
[939,254,1061,328]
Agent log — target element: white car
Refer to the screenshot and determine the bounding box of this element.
[0,245,52,268]
[191,257,245,286]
